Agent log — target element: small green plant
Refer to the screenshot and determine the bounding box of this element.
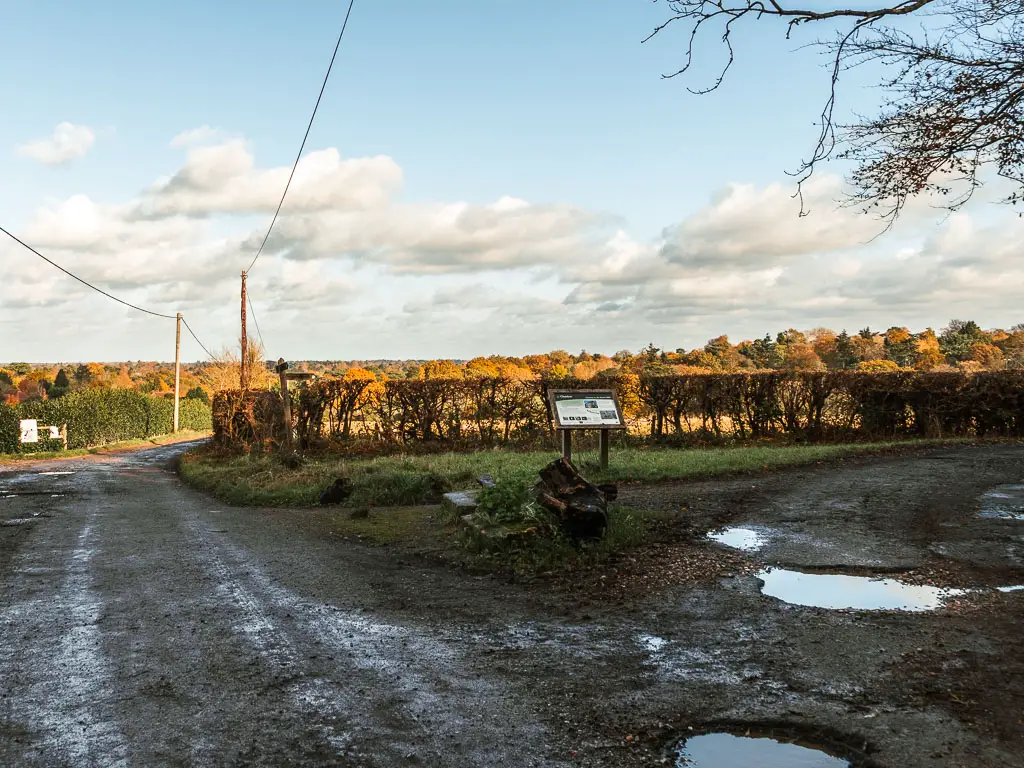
[475,476,538,524]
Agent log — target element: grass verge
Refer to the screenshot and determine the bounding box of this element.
[179,438,971,509]
[0,431,211,465]
[179,437,977,577]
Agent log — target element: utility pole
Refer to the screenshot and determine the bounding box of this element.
[240,270,249,390]
[173,313,182,433]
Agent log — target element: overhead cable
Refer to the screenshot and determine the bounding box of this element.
[181,315,216,360]
[1,224,176,319]
[246,0,357,273]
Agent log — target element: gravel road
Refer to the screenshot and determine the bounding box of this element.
[1,442,1023,767]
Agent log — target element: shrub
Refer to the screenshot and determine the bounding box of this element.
[0,403,18,453]
[7,389,212,452]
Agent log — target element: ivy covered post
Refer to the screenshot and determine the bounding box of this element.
[275,358,292,452]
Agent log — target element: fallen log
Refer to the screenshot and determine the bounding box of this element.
[534,457,611,542]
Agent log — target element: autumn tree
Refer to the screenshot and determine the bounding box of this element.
[113,364,136,390]
[883,327,918,368]
[852,328,886,362]
[422,360,463,379]
[464,357,501,378]
[914,329,945,370]
[648,1,1024,221]
[969,341,1005,369]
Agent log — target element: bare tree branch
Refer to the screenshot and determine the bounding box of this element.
[646,0,1024,222]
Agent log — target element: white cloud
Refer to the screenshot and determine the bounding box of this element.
[7,134,1024,362]
[138,140,402,218]
[262,199,612,274]
[169,126,229,148]
[17,122,96,165]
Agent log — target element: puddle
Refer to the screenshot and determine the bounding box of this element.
[638,634,669,653]
[2,518,39,526]
[676,733,849,767]
[708,526,768,551]
[38,471,75,476]
[998,585,1024,593]
[977,484,1024,520]
[757,568,965,611]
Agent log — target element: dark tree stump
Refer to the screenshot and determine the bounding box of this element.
[535,457,611,542]
[319,478,352,505]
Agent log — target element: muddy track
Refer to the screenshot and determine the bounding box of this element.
[1,442,1022,766]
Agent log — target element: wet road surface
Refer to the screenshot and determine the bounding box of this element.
[2,442,1023,767]
[0,444,559,767]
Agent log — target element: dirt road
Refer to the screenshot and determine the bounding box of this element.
[1,442,1022,767]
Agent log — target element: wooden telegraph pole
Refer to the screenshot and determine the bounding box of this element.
[240,270,249,390]
[173,313,182,433]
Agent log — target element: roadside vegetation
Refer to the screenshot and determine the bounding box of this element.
[180,439,967,509]
[180,438,972,574]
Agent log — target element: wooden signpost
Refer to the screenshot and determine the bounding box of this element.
[546,389,626,470]
[275,358,317,452]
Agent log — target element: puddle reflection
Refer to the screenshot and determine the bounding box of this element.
[757,568,964,611]
[977,483,1024,520]
[677,733,849,767]
[708,527,768,551]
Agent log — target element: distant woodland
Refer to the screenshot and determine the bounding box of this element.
[4,319,1023,405]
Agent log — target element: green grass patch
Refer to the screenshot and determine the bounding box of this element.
[0,431,211,465]
[180,437,976,576]
[180,438,970,509]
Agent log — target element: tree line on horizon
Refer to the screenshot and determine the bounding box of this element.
[4,319,1023,405]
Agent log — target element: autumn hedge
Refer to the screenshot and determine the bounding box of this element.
[211,370,1024,453]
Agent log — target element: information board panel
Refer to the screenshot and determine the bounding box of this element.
[548,389,625,429]
[19,419,38,444]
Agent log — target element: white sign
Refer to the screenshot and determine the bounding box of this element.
[19,419,39,444]
[549,390,624,428]
[48,426,60,439]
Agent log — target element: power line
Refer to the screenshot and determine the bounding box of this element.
[246,0,357,273]
[181,315,216,360]
[2,223,219,361]
[1,224,176,320]
[247,297,265,350]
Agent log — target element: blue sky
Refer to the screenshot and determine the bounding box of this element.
[2,1,1021,362]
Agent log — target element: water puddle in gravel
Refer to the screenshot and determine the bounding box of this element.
[2,518,39,526]
[676,733,850,767]
[37,471,75,476]
[976,483,1024,520]
[639,634,669,652]
[757,567,965,611]
[998,585,1024,593]
[708,526,768,551]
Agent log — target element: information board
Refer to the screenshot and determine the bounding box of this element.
[548,389,625,429]
[19,419,38,444]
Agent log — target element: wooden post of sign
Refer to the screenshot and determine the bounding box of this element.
[276,358,292,452]
[560,429,572,463]
[599,429,610,471]
[60,423,67,451]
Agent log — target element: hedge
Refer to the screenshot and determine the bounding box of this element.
[0,389,212,453]
[213,370,1024,453]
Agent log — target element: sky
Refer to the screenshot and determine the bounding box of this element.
[1,0,1022,363]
